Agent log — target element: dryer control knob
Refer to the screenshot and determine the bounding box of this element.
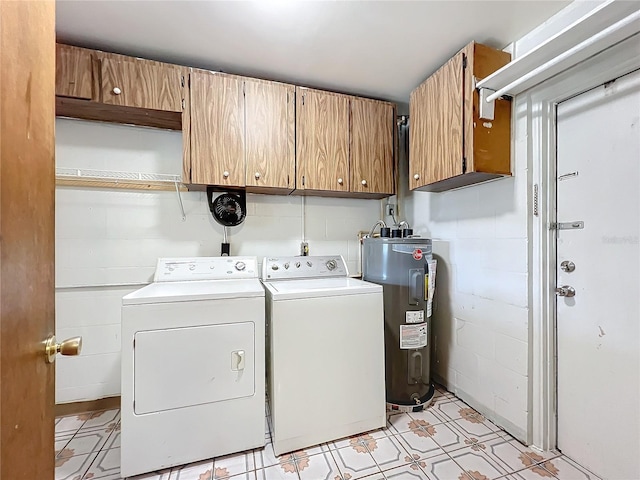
[326,260,337,271]
[295,262,301,268]
[235,261,246,271]
[306,261,313,267]
[271,264,279,271]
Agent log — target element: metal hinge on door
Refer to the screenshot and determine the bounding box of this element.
[181,98,185,110]
[181,75,185,88]
[302,93,305,106]
[550,221,584,230]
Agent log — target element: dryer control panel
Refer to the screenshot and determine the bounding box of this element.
[154,257,258,282]
[262,255,348,280]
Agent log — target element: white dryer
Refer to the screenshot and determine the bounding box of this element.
[262,255,386,456]
[121,256,265,478]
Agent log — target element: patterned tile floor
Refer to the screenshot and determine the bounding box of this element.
[55,386,602,480]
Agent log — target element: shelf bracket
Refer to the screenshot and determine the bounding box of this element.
[478,87,495,121]
[174,181,186,222]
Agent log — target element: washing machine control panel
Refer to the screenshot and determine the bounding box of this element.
[154,257,258,282]
[262,255,348,280]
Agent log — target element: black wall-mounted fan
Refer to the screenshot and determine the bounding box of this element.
[207,187,247,256]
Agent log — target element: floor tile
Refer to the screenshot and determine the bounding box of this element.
[395,429,444,461]
[367,435,411,472]
[382,462,430,479]
[547,456,602,480]
[56,414,89,436]
[84,446,121,478]
[407,407,448,426]
[80,409,121,432]
[55,451,98,480]
[451,414,502,440]
[255,464,300,480]
[448,447,510,480]
[331,443,382,479]
[386,413,414,435]
[254,441,284,469]
[170,460,214,480]
[504,464,561,479]
[214,450,255,476]
[430,399,469,422]
[128,469,171,480]
[297,451,342,480]
[420,452,471,480]
[482,436,562,475]
[57,428,113,459]
[55,434,74,457]
[426,420,472,453]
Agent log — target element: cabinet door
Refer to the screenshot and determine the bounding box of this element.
[101,55,183,112]
[56,44,93,100]
[244,80,295,189]
[350,99,394,194]
[190,71,245,186]
[409,52,464,189]
[296,88,349,192]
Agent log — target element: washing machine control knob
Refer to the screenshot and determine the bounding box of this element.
[283,262,290,270]
[295,262,301,268]
[189,264,196,271]
[271,264,279,271]
[326,260,337,271]
[306,261,313,267]
[235,261,246,271]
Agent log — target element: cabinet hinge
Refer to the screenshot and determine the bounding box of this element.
[243,82,246,95]
[181,75,185,88]
[462,54,467,69]
[302,175,305,186]
[462,157,467,174]
[181,98,185,110]
[287,174,290,186]
[302,94,305,106]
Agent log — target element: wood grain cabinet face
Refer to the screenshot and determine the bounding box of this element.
[189,72,245,187]
[350,99,394,194]
[244,80,295,190]
[101,55,183,112]
[409,52,464,189]
[296,88,350,192]
[56,44,93,100]
[409,41,511,192]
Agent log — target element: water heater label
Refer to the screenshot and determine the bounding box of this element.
[400,323,428,349]
[405,310,424,324]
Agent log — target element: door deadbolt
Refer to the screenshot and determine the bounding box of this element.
[560,260,576,273]
[555,285,576,297]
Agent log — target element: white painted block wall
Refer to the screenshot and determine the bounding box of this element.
[55,118,382,403]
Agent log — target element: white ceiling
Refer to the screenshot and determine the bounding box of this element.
[56,1,569,105]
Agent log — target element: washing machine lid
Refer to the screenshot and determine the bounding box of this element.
[262,277,382,300]
[123,278,264,305]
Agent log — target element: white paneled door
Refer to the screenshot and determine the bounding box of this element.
[556,69,640,479]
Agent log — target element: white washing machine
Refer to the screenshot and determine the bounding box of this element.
[262,255,386,456]
[121,256,265,478]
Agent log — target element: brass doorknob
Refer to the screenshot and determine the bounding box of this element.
[45,335,82,364]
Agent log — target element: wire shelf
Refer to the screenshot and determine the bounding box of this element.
[55,168,181,184]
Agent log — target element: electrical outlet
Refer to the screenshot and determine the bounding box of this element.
[385,204,396,216]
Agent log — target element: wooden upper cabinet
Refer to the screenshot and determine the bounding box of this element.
[296,88,350,192]
[101,54,183,112]
[350,98,394,195]
[410,52,464,188]
[56,44,93,100]
[189,71,245,187]
[409,41,511,192]
[244,80,295,191]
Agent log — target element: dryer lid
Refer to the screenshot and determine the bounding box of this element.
[123,278,264,305]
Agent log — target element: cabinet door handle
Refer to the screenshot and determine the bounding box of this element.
[255,172,261,180]
[361,179,367,186]
[112,87,122,95]
[223,171,230,178]
[414,174,420,180]
[337,178,344,185]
